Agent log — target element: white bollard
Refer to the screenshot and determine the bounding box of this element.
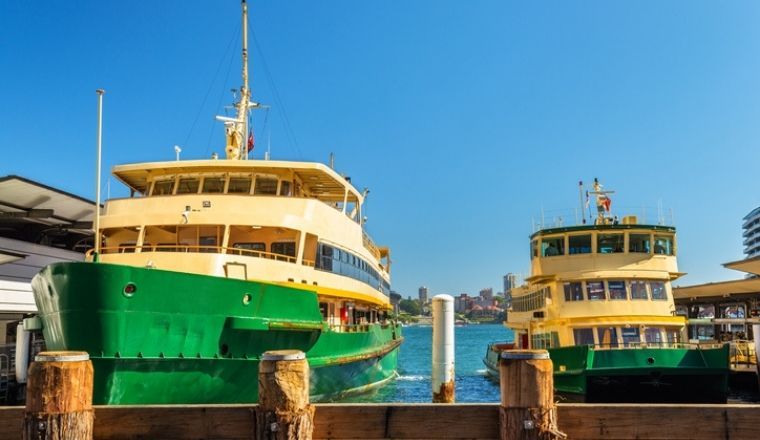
[432,294,455,403]
[14,322,31,384]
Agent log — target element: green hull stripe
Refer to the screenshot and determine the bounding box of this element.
[32,262,402,404]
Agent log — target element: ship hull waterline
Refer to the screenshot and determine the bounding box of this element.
[32,262,402,404]
[484,342,729,403]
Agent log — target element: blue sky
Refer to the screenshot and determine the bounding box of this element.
[2,1,760,298]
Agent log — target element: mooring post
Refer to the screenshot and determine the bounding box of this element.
[255,350,314,440]
[23,351,94,440]
[432,294,455,403]
[499,349,565,440]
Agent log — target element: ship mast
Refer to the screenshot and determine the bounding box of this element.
[222,0,253,160]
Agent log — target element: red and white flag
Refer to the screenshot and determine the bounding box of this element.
[247,129,254,153]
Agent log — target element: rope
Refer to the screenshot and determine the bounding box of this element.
[250,28,303,159]
[529,407,567,440]
[185,24,240,154]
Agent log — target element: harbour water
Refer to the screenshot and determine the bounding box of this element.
[339,323,513,403]
[338,323,760,403]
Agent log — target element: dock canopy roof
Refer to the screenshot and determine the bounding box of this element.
[0,175,95,232]
[112,159,364,203]
[673,278,760,300]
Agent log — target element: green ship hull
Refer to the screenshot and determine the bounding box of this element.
[32,262,402,404]
[485,342,729,403]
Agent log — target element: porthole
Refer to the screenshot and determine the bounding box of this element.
[123,282,137,297]
[242,293,252,305]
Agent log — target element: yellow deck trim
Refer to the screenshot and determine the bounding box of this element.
[536,315,686,328]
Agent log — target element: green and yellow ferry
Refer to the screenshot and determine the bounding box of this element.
[485,179,729,403]
[30,1,401,405]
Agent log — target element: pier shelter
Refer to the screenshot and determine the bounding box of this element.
[674,257,760,341]
[673,257,760,375]
[0,175,94,403]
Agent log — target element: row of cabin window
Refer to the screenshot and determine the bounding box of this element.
[531,232,675,259]
[563,279,668,302]
[232,242,296,257]
[117,240,296,257]
[571,326,681,348]
[316,243,390,296]
[150,175,292,197]
[511,287,550,312]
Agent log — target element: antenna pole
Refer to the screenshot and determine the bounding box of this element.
[240,0,250,160]
[578,180,585,224]
[94,89,105,259]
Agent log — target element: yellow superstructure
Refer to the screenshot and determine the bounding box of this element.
[94,159,392,324]
[509,220,685,350]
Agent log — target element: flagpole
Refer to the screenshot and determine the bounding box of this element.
[94,89,105,260]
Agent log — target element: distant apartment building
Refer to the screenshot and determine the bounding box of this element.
[455,293,470,313]
[418,286,429,303]
[479,288,494,307]
[744,207,760,259]
[503,273,517,295]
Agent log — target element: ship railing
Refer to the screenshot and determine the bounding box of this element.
[728,339,756,369]
[588,341,725,350]
[92,245,299,264]
[531,205,675,233]
[329,323,371,333]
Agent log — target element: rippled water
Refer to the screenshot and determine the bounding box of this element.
[338,323,759,403]
[340,323,513,403]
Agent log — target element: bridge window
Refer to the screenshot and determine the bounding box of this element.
[597,233,624,253]
[541,236,564,257]
[202,176,225,193]
[568,234,591,254]
[650,281,667,300]
[608,280,627,300]
[630,280,648,300]
[573,328,595,346]
[152,178,175,196]
[563,282,584,301]
[254,176,278,195]
[177,177,200,194]
[279,181,292,196]
[228,176,252,194]
[654,235,674,255]
[586,281,605,300]
[629,233,650,253]
[531,240,538,259]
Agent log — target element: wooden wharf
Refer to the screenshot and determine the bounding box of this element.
[1,349,758,440]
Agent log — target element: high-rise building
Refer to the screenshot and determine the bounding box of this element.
[418,286,429,303]
[503,273,518,295]
[743,207,760,259]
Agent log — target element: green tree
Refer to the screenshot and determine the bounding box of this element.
[399,298,421,315]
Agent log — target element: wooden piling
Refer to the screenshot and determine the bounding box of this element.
[499,349,565,440]
[255,350,314,440]
[23,351,93,440]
